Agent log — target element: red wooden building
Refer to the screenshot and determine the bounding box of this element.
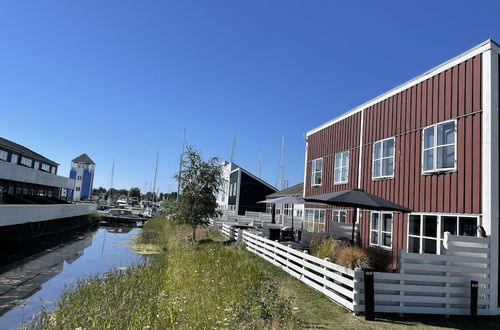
[303,39,500,301]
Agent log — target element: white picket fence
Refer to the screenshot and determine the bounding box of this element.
[238,229,493,316]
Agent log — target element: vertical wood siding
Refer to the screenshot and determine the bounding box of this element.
[305,54,483,259]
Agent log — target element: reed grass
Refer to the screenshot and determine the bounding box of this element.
[36,218,301,329]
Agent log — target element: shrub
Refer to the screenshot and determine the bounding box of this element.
[337,246,369,270]
[366,246,393,271]
[310,237,346,263]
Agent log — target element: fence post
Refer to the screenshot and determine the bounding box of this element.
[302,250,308,279]
[398,250,405,317]
[364,269,375,321]
[323,258,330,295]
[471,280,478,317]
[286,245,291,273]
[274,240,279,265]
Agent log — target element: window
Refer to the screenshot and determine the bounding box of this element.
[284,203,293,216]
[41,163,51,172]
[11,154,18,164]
[0,150,7,161]
[51,167,56,174]
[408,213,478,255]
[370,212,392,248]
[334,151,349,184]
[77,175,82,180]
[76,187,81,191]
[422,120,456,173]
[332,210,347,223]
[21,157,32,167]
[373,138,395,179]
[266,203,273,213]
[229,183,237,196]
[304,209,326,233]
[311,158,323,186]
[34,161,39,169]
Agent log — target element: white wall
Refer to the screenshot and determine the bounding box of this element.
[0,161,75,189]
[0,204,96,227]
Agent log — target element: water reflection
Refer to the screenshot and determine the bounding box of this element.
[0,227,144,329]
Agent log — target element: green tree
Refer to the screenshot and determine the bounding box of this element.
[165,146,224,241]
[129,187,141,198]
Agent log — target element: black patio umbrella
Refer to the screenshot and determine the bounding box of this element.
[258,196,306,236]
[304,188,412,244]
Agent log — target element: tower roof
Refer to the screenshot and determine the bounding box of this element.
[72,153,95,165]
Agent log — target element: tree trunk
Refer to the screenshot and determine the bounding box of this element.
[192,225,196,242]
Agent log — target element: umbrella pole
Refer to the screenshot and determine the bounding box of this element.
[271,204,276,224]
[291,204,294,241]
[351,208,358,245]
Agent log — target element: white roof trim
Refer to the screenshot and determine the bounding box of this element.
[307,39,500,137]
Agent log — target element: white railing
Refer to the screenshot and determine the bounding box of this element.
[222,223,240,241]
[240,230,493,316]
[243,230,357,310]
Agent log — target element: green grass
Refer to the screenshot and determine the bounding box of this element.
[35,218,500,329]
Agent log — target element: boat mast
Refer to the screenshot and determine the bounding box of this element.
[280,136,285,189]
[177,128,186,200]
[230,132,236,163]
[257,150,262,178]
[152,152,159,202]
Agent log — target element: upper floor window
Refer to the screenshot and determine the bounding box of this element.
[408,213,477,255]
[332,210,347,223]
[41,163,51,172]
[11,154,18,164]
[34,161,39,169]
[334,151,349,184]
[21,157,32,167]
[77,175,82,180]
[373,138,395,179]
[370,212,392,249]
[422,120,456,173]
[0,149,7,161]
[51,167,56,174]
[311,158,322,186]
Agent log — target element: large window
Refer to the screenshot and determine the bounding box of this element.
[305,209,326,233]
[332,210,347,223]
[0,149,7,161]
[311,158,323,186]
[21,157,32,167]
[41,163,51,172]
[370,212,392,248]
[334,151,349,184]
[373,138,395,179]
[422,120,456,173]
[408,214,478,255]
[11,154,18,164]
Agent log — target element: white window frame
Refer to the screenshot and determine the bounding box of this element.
[334,151,349,184]
[372,137,395,179]
[20,157,32,167]
[11,154,18,164]
[34,161,39,170]
[332,210,347,223]
[407,213,479,255]
[0,149,7,161]
[311,158,323,187]
[422,119,457,174]
[305,209,326,233]
[370,211,393,249]
[41,163,51,172]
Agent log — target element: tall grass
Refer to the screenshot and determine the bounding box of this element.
[36,218,301,329]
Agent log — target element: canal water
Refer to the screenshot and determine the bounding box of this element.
[0,226,145,329]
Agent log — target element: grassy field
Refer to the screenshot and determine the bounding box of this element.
[35,218,500,329]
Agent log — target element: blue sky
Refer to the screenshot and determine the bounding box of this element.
[1,1,500,192]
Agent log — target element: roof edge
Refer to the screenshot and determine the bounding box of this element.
[306,39,500,137]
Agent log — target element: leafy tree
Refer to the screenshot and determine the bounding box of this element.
[165,146,224,241]
[129,187,141,198]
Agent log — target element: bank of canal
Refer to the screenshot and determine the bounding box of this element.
[0,226,144,329]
